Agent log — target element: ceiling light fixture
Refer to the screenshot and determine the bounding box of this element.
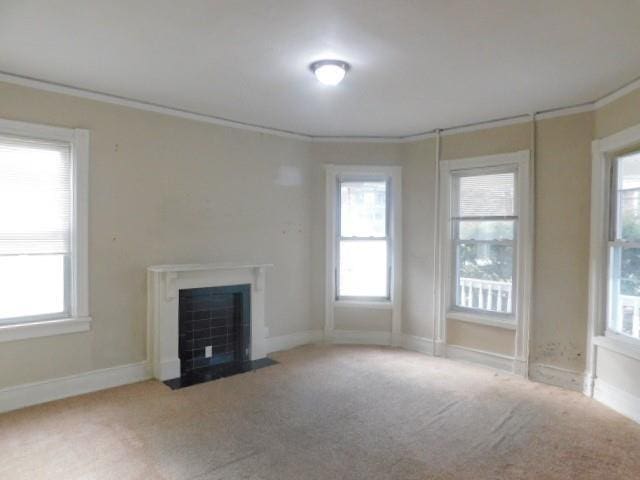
[310,60,350,86]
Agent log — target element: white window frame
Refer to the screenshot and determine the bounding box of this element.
[324,164,402,344]
[0,118,91,342]
[437,151,532,374]
[588,124,640,381]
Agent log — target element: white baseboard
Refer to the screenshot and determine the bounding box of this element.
[0,361,151,414]
[265,329,323,354]
[331,329,392,346]
[157,358,180,382]
[401,334,434,355]
[594,379,640,424]
[528,363,587,393]
[446,344,514,373]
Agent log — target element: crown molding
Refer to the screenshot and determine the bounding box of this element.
[0,70,638,144]
[0,71,312,141]
[594,75,640,109]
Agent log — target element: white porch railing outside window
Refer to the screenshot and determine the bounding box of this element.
[458,277,640,337]
[458,277,512,313]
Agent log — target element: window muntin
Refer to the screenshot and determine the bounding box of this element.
[608,150,640,340]
[0,135,72,322]
[337,179,390,299]
[452,169,517,316]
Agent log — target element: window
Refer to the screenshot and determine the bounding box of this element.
[325,164,401,321]
[451,169,517,315]
[608,149,640,340]
[438,150,531,340]
[0,118,90,342]
[0,137,72,320]
[337,178,390,299]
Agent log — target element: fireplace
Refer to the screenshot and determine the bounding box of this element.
[147,263,274,388]
[178,284,250,374]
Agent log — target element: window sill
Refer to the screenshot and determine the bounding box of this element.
[334,300,393,310]
[0,316,92,343]
[593,334,640,362]
[446,311,517,330]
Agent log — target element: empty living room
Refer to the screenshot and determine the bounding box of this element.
[1,1,640,479]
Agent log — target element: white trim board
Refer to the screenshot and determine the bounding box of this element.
[331,329,392,346]
[445,344,515,373]
[594,76,640,109]
[401,334,435,356]
[1,70,638,143]
[0,361,151,414]
[265,330,323,354]
[528,363,588,393]
[0,72,310,141]
[593,379,640,424]
[0,316,91,343]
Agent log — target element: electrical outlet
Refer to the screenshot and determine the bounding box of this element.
[205,345,212,358]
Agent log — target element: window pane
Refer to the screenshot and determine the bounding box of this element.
[456,243,513,313]
[609,246,640,339]
[340,181,386,237]
[615,151,640,242]
[458,220,514,241]
[339,240,387,297]
[458,172,515,217]
[0,137,71,255]
[0,255,66,320]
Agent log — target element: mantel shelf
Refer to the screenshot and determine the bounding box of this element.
[147,263,273,273]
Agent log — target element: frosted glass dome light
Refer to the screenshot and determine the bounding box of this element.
[310,60,350,86]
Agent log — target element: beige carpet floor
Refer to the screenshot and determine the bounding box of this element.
[1,344,639,479]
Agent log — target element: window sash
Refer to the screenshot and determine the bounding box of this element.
[607,151,640,339]
[336,177,391,300]
[0,134,73,322]
[0,253,71,324]
[451,166,518,218]
[450,169,518,317]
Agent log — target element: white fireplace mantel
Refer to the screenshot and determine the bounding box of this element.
[147,263,272,381]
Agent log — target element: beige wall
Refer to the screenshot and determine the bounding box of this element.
[447,320,515,356]
[0,81,314,389]
[2,76,639,402]
[531,112,593,371]
[402,114,594,370]
[402,139,437,339]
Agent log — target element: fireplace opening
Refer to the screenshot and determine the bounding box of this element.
[163,283,275,389]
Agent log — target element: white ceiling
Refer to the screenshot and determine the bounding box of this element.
[1,1,639,138]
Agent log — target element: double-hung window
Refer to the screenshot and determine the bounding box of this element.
[0,119,90,341]
[608,149,640,340]
[326,165,401,312]
[337,178,390,299]
[439,150,531,336]
[451,169,517,316]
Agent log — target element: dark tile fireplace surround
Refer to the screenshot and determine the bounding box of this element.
[164,284,275,389]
